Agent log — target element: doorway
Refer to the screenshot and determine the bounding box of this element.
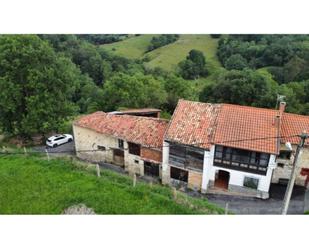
[214,170,230,190]
[113,148,124,167]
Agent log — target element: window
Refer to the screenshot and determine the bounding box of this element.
[278,178,289,185]
[134,160,139,164]
[128,142,141,156]
[243,177,259,189]
[118,139,124,149]
[279,150,292,160]
[214,145,270,175]
[170,167,188,182]
[169,142,204,171]
[170,144,186,157]
[54,136,64,141]
[277,163,285,168]
[144,161,159,177]
[97,145,106,151]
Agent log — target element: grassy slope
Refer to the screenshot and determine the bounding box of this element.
[0,155,223,214]
[102,34,222,73]
[102,34,224,96]
[145,34,221,73]
[101,34,158,59]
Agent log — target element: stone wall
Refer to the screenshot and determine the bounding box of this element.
[73,125,117,163]
[188,171,203,191]
[73,124,162,178]
[272,146,309,188]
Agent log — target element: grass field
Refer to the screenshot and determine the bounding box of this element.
[102,34,158,59]
[102,34,223,74]
[144,34,222,73]
[0,155,223,214]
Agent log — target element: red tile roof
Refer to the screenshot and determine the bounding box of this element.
[109,108,161,114]
[165,100,221,149]
[281,113,309,145]
[166,100,282,154]
[214,104,279,154]
[74,112,168,148]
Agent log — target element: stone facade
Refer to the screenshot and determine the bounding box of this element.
[73,124,162,178]
[188,171,203,191]
[272,145,309,188]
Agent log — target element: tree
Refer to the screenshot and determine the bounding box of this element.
[200,69,277,108]
[0,35,81,137]
[283,56,309,83]
[163,74,197,112]
[178,49,208,79]
[225,54,248,70]
[99,73,167,111]
[147,35,179,51]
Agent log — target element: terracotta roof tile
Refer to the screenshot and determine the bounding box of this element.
[281,113,309,145]
[165,99,221,149]
[166,100,280,154]
[74,112,168,148]
[214,104,279,154]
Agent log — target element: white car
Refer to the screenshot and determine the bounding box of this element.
[46,134,73,148]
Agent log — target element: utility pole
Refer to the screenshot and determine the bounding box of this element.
[281,132,308,215]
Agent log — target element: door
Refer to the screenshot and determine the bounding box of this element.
[113,148,124,167]
[214,170,230,190]
[144,161,160,177]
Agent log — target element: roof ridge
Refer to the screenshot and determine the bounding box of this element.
[222,103,277,112]
[282,112,309,119]
[107,113,169,123]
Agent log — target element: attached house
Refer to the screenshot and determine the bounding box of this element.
[162,100,309,199]
[73,111,169,178]
[72,100,309,199]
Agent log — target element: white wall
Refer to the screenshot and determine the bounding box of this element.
[201,145,277,193]
[161,141,170,184]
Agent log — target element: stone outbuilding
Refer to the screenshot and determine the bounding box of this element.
[73,111,169,178]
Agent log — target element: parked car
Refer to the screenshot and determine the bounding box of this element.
[46,134,73,148]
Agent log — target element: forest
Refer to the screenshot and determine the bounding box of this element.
[0,34,308,139]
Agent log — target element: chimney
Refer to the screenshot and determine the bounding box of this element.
[279,101,286,117]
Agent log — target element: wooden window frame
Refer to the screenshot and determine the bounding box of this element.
[214,145,270,175]
[118,139,124,149]
[168,142,204,172]
[170,166,188,183]
[128,142,141,156]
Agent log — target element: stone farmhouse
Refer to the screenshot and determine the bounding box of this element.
[73,100,309,199]
[73,112,168,178]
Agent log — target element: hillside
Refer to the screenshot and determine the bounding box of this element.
[0,155,223,214]
[145,34,222,72]
[102,34,158,59]
[102,34,223,73]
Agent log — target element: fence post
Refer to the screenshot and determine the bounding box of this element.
[225,202,229,214]
[45,149,50,161]
[172,187,177,200]
[23,147,27,155]
[133,173,137,187]
[96,164,101,178]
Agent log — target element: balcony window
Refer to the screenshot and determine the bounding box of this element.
[214,145,270,175]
